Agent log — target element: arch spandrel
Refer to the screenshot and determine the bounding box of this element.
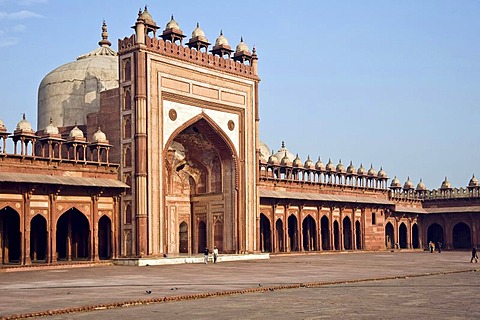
[163,100,240,156]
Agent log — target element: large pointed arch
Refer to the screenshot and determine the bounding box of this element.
[164,112,239,163]
[164,111,241,254]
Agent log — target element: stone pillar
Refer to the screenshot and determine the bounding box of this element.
[134,49,148,257]
[92,195,99,261]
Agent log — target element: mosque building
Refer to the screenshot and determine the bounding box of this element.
[0,7,479,265]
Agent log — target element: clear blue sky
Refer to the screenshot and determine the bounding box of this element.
[1,0,479,190]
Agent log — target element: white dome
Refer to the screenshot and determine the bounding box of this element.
[69,125,84,138]
[37,23,118,131]
[192,22,206,38]
[258,140,270,162]
[44,119,59,135]
[273,141,295,163]
[236,37,249,53]
[93,127,107,142]
[215,31,229,47]
[16,115,34,132]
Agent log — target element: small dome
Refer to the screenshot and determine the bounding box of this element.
[390,176,401,188]
[93,127,107,142]
[292,154,303,168]
[304,156,315,170]
[192,22,207,39]
[469,174,479,187]
[416,179,427,191]
[235,37,249,53]
[268,151,279,165]
[441,177,451,189]
[16,114,34,132]
[273,141,295,162]
[165,15,180,30]
[138,6,154,23]
[215,30,229,47]
[258,140,270,162]
[0,119,6,131]
[367,164,377,177]
[315,157,325,171]
[280,151,291,166]
[69,125,84,138]
[44,119,59,135]
[336,160,346,173]
[378,167,387,178]
[346,161,356,174]
[326,159,335,172]
[403,177,414,190]
[357,164,367,176]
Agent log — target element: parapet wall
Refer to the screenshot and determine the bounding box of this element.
[118,35,258,80]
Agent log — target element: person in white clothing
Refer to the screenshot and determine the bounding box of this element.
[213,246,219,264]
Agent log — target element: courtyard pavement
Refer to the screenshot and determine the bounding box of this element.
[0,251,479,319]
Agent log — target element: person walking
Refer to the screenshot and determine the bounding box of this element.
[204,247,209,264]
[470,247,478,263]
[437,242,442,253]
[213,246,219,264]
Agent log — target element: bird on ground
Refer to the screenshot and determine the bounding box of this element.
[146,290,152,294]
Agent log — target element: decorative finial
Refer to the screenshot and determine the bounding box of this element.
[240,36,244,42]
[171,14,174,20]
[196,22,199,28]
[49,118,53,124]
[22,113,26,120]
[220,29,223,36]
[281,141,285,148]
[99,20,111,47]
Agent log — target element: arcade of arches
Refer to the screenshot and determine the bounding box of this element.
[258,202,480,253]
[1,201,118,265]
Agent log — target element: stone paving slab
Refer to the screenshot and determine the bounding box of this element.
[0,251,478,319]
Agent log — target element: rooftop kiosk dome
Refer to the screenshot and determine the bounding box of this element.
[37,21,118,131]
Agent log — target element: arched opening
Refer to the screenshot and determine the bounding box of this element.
[399,223,408,249]
[355,220,362,250]
[412,223,420,249]
[275,219,284,252]
[214,220,224,252]
[260,213,271,252]
[56,208,90,261]
[302,215,316,251]
[288,215,298,252]
[333,220,340,250]
[427,223,444,248]
[179,222,188,254]
[0,207,21,264]
[30,214,47,262]
[165,116,237,254]
[321,216,330,250]
[98,216,112,260]
[197,220,206,254]
[452,222,471,249]
[343,216,352,250]
[385,222,394,249]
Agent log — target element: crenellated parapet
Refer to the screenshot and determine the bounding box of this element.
[118,6,258,80]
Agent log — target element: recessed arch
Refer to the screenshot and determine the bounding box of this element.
[30,214,47,262]
[452,222,471,249]
[399,223,408,248]
[98,215,112,260]
[56,208,90,261]
[0,206,21,263]
[385,222,394,249]
[260,213,271,252]
[321,215,330,250]
[302,215,316,251]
